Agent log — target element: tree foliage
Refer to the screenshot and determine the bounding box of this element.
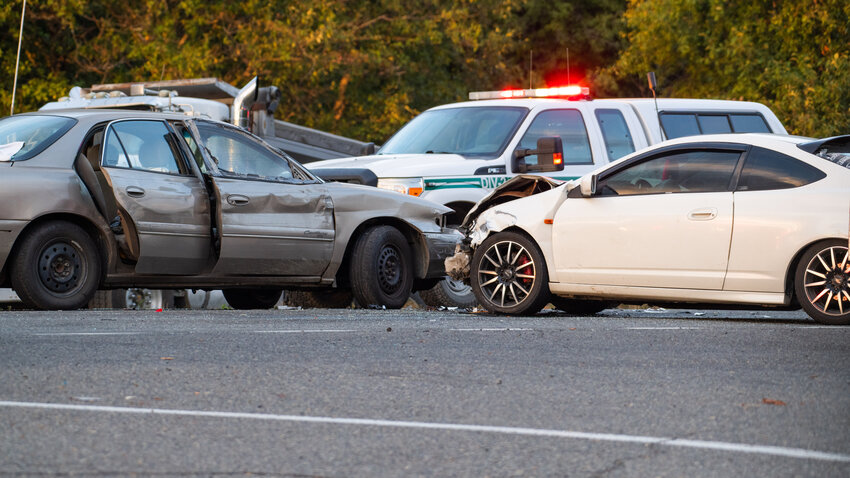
[2,0,846,141]
[613,0,850,136]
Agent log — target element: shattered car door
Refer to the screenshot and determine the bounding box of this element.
[100,119,212,274]
[191,121,335,277]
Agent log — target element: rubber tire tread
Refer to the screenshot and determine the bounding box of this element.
[470,231,550,315]
[11,220,101,310]
[794,239,850,325]
[418,278,479,308]
[283,289,353,309]
[349,225,413,309]
[222,289,282,310]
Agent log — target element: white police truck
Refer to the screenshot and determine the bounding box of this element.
[307,86,787,307]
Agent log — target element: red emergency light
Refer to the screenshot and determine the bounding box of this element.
[470,85,590,101]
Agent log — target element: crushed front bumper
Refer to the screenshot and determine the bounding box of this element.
[422,229,463,278]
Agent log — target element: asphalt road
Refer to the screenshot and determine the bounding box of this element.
[1,306,848,477]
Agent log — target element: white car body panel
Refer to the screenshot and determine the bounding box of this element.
[553,192,734,289]
[465,133,850,309]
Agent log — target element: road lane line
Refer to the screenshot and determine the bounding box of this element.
[627,327,702,330]
[32,332,141,336]
[450,328,534,332]
[254,329,357,334]
[1,400,847,463]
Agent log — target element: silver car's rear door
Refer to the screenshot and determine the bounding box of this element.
[100,119,212,275]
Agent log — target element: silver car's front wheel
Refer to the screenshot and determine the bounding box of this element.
[795,240,850,325]
[471,231,549,315]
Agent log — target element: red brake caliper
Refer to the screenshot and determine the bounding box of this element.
[518,254,533,287]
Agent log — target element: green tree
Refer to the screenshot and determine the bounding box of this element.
[612,0,850,136]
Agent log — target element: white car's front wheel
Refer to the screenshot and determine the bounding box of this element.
[471,231,550,315]
[795,240,850,325]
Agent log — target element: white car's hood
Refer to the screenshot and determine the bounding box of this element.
[307,153,470,177]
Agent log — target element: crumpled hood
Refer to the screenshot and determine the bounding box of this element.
[307,153,468,177]
[323,181,452,232]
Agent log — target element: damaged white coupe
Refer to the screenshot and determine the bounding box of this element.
[448,134,850,325]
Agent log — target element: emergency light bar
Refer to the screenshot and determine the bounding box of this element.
[469,85,590,101]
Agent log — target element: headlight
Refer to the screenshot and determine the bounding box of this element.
[377,177,424,197]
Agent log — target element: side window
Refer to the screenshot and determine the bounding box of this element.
[599,150,741,196]
[519,109,593,165]
[172,123,207,174]
[595,109,635,161]
[697,115,732,134]
[196,122,293,180]
[103,120,185,174]
[662,112,772,139]
[737,146,826,191]
[729,114,770,133]
[660,114,700,139]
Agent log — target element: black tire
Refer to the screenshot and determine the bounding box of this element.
[222,289,282,310]
[419,277,479,308]
[88,289,125,309]
[549,296,612,315]
[470,231,550,315]
[11,221,101,310]
[349,225,413,309]
[794,240,850,325]
[283,289,353,309]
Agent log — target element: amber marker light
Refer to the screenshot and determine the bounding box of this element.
[544,219,554,225]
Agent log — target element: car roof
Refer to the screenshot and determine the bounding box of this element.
[16,109,194,122]
[429,97,774,111]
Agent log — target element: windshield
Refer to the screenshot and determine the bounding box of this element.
[378,106,527,158]
[0,115,76,162]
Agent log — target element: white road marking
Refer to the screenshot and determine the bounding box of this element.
[1,400,847,463]
[450,328,534,332]
[33,332,140,336]
[254,329,357,334]
[627,327,702,330]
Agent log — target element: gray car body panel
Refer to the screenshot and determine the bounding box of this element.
[0,110,458,290]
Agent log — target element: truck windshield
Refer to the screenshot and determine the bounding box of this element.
[378,106,527,158]
[0,115,76,162]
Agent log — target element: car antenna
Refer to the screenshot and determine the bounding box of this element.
[647,72,666,141]
[11,0,26,116]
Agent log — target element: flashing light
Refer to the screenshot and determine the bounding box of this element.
[470,85,590,101]
[553,152,563,165]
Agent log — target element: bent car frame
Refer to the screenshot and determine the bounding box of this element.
[0,111,459,310]
[450,134,850,325]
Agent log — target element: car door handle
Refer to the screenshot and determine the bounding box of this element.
[226,194,250,206]
[126,186,145,198]
[688,208,717,221]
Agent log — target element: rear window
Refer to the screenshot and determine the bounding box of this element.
[660,112,771,139]
[0,115,76,162]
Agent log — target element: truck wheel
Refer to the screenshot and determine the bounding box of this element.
[282,289,353,309]
[418,278,479,308]
[470,231,550,315]
[549,297,612,315]
[11,221,101,310]
[222,289,282,310]
[349,225,413,309]
[89,289,177,309]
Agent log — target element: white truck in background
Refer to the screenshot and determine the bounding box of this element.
[307,86,788,307]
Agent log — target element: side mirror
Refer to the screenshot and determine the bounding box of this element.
[579,174,597,197]
[512,137,565,173]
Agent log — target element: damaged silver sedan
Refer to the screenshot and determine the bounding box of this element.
[450,134,850,325]
[0,111,459,310]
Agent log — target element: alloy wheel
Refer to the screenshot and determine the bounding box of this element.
[802,245,850,316]
[477,240,536,308]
